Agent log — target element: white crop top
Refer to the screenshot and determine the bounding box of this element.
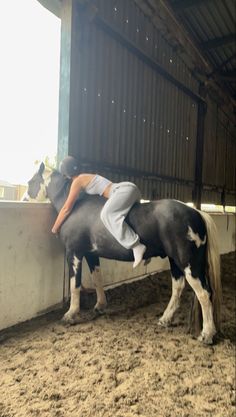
[85,175,112,196]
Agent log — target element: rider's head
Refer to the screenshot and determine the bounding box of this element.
[59,156,80,178]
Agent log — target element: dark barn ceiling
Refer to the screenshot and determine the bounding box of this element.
[168,0,236,103]
[38,0,236,110]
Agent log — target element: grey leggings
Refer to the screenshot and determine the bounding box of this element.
[100,182,141,250]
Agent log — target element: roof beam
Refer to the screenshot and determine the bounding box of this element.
[171,0,212,12]
[207,53,236,79]
[201,34,236,50]
[136,0,236,110]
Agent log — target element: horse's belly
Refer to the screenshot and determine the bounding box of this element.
[96,247,133,262]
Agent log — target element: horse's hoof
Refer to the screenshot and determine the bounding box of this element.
[158,318,171,328]
[61,312,80,325]
[197,333,214,345]
[94,302,107,315]
[94,308,105,316]
[94,304,107,315]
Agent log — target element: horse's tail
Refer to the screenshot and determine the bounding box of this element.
[200,211,222,330]
[190,211,222,334]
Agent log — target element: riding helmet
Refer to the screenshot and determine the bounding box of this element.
[59,156,80,178]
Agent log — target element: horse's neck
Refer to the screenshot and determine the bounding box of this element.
[51,193,67,213]
[47,173,70,212]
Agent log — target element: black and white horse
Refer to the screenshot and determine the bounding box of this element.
[26,163,222,344]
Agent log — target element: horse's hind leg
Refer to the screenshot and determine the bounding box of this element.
[85,253,107,313]
[158,258,185,327]
[62,252,83,324]
[184,264,216,344]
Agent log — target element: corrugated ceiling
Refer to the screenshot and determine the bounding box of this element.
[169,0,236,102]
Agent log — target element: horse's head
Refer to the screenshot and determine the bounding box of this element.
[26,162,52,202]
[26,162,72,209]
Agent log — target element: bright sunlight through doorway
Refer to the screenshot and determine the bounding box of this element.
[0,0,61,186]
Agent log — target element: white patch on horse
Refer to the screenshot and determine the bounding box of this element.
[36,183,47,201]
[21,191,30,201]
[44,175,52,188]
[159,276,185,326]
[91,243,98,252]
[187,226,206,248]
[42,169,52,185]
[184,265,216,343]
[63,276,81,321]
[73,256,80,275]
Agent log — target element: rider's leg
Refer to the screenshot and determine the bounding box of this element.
[100,182,146,267]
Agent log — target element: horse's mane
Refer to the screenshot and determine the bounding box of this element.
[50,170,89,205]
[50,170,72,201]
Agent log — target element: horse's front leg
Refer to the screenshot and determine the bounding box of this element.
[62,254,82,324]
[92,266,107,313]
[85,253,107,313]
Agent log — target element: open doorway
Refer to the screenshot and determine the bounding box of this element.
[0,0,60,199]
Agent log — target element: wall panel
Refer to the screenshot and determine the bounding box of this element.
[203,99,236,205]
[58,0,235,205]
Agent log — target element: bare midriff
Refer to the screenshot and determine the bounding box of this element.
[102,183,113,199]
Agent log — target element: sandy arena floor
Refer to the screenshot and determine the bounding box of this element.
[0,253,235,417]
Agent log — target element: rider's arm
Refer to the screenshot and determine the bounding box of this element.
[51,174,94,234]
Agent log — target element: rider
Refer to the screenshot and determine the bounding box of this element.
[51,156,146,268]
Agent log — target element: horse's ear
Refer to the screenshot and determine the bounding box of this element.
[38,162,45,176]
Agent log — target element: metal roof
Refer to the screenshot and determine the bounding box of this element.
[38,0,236,111]
[168,0,236,102]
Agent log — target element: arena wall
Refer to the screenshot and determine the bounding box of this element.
[0,202,235,330]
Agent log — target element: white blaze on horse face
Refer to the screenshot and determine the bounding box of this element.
[34,171,52,202]
[43,169,52,187]
[35,182,48,201]
[34,169,52,201]
[184,265,216,341]
[187,226,206,248]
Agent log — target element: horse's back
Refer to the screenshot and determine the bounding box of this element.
[129,199,205,236]
[151,199,207,268]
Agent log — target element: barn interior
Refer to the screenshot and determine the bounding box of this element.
[39,0,236,210]
[0,1,235,416]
